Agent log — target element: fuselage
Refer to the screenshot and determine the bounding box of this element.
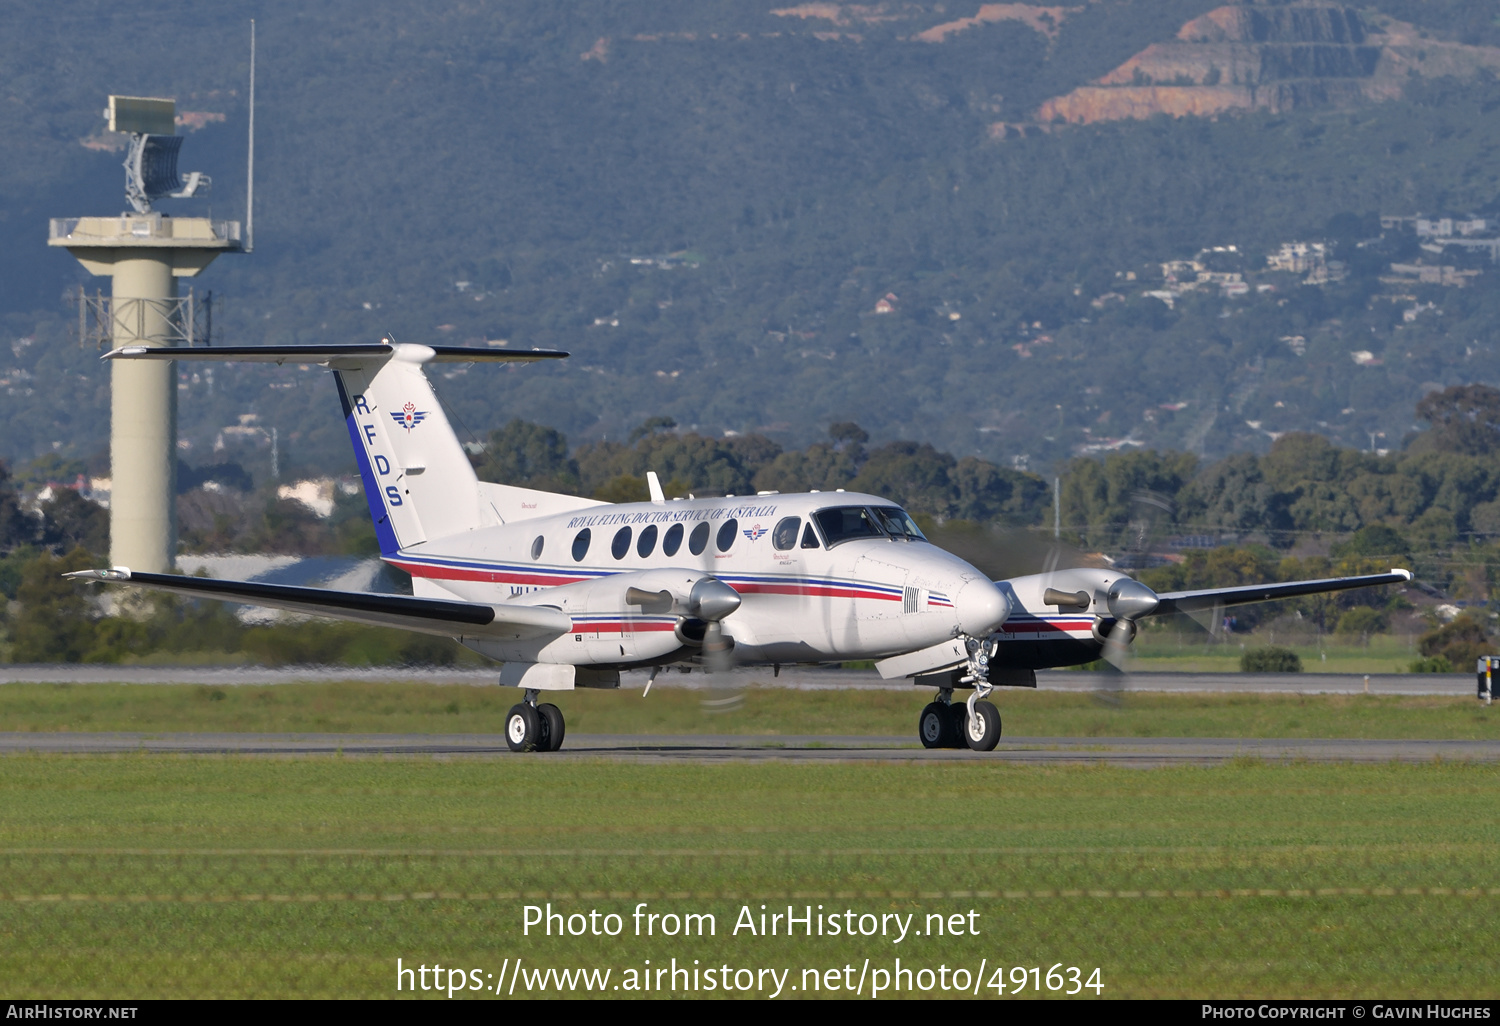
[383,490,1011,668]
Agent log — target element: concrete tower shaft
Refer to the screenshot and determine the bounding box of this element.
[109,252,179,572]
[50,214,242,572]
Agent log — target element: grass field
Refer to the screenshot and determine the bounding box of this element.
[2,682,1494,999]
[0,756,1495,999]
[1131,632,1422,674]
[0,681,1493,740]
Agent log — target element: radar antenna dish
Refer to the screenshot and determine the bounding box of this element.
[108,95,211,213]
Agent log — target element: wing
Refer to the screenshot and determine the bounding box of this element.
[65,569,571,641]
[1152,569,1412,616]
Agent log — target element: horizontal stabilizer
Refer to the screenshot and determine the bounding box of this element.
[105,343,567,364]
[1154,569,1412,616]
[65,568,571,640]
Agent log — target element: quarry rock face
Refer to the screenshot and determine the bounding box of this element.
[1031,2,1496,126]
[1176,5,1366,46]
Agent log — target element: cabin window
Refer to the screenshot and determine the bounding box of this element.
[772,516,801,551]
[717,518,738,552]
[663,523,684,556]
[689,522,711,555]
[571,528,592,562]
[873,506,926,541]
[813,506,884,547]
[637,524,658,557]
[611,526,633,560]
[530,535,544,560]
[801,523,821,549]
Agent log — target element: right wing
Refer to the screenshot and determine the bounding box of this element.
[1152,569,1412,616]
[66,568,571,640]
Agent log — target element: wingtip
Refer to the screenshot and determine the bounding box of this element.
[63,567,132,582]
[1393,568,1413,581]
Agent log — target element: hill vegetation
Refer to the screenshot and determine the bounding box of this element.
[3,2,1500,483]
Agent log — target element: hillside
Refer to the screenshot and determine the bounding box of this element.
[2,0,1500,487]
[1037,3,1500,124]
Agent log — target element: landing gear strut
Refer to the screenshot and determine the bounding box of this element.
[506,688,566,753]
[958,635,1002,751]
[917,636,1003,751]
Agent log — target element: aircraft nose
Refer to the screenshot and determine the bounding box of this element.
[954,578,1009,637]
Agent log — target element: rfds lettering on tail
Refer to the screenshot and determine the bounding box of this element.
[72,341,1412,753]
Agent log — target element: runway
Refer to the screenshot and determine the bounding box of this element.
[2,732,1494,765]
[0,664,1476,696]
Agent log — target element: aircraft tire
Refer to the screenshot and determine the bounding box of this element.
[506,703,542,753]
[964,700,1002,752]
[537,703,565,752]
[918,703,949,749]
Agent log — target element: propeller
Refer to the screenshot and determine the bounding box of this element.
[628,575,744,705]
[1099,577,1161,670]
[1093,491,1174,701]
[686,577,741,676]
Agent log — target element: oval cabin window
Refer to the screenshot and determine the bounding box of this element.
[688,522,711,555]
[637,524,658,557]
[611,526,633,560]
[663,523,684,556]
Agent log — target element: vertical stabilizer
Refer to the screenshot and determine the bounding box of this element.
[332,344,491,555]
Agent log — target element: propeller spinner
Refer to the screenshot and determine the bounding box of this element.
[1099,577,1160,670]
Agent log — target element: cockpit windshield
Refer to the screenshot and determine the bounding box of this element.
[813,506,885,547]
[873,506,926,541]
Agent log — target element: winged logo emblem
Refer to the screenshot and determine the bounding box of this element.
[392,402,427,432]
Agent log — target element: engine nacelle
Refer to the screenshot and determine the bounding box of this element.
[497,568,735,666]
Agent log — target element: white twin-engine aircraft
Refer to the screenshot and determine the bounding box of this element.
[71,342,1411,753]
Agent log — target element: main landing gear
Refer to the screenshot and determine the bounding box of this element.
[918,692,1001,751]
[917,635,1002,752]
[506,689,566,753]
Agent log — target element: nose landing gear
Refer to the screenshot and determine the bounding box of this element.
[917,636,1003,751]
[506,688,566,753]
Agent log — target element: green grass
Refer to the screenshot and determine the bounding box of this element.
[0,756,1496,998]
[0,682,1495,739]
[1132,632,1423,674]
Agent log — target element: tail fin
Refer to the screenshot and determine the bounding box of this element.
[333,345,489,555]
[106,341,572,559]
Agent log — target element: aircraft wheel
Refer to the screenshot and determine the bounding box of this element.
[505,703,542,753]
[537,703,565,753]
[918,703,949,749]
[964,700,1002,752]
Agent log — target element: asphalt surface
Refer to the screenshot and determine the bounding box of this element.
[2,665,1483,765]
[0,664,1477,696]
[1,731,1494,765]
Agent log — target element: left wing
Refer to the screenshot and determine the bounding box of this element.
[1151,569,1412,616]
[65,568,571,640]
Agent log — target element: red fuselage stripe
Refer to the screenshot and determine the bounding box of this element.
[391,561,904,601]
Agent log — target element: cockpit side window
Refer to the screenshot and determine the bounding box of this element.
[772,516,801,551]
[800,523,821,549]
[813,506,885,547]
[873,506,927,541]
